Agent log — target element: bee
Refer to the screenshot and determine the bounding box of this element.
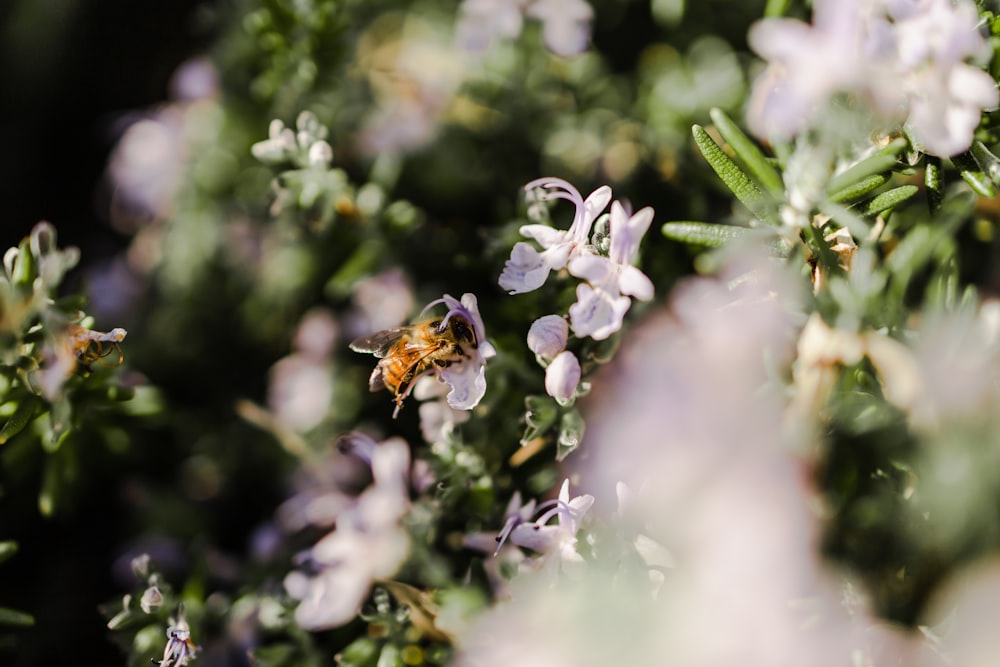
[67,324,127,367]
[350,315,479,417]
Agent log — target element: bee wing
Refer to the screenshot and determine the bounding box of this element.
[350,328,409,358]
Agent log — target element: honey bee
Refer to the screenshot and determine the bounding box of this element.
[67,324,127,367]
[350,315,479,417]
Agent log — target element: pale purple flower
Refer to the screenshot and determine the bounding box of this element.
[345,268,414,341]
[526,0,593,56]
[420,293,497,411]
[889,0,998,156]
[499,178,612,294]
[544,350,581,404]
[747,0,876,142]
[527,314,569,360]
[464,490,538,557]
[456,0,593,57]
[456,0,524,53]
[568,201,654,340]
[287,435,412,630]
[268,310,337,431]
[509,479,594,579]
[747,0,998,156]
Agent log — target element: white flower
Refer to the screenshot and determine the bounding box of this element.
[420,293,497,411]
[568,201,654,340]
[746,0,998,156]
[527,314,569,360]
[890,0,999,156]
[456,0,524,53]
[544,350,581,404]
[287,435,412,631]
[746,0,876,142]
[456,0,594,56]
[499,178,612,294]
[509,479,594,579]
[526,0,594,56]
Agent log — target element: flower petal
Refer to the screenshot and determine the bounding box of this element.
[440,358,488,410]
[567,253,613,285]
[499,242,559,294]
[619,265,654,301]
[569,282,631,340]
[544,350,581,404]
[527,314,569,359]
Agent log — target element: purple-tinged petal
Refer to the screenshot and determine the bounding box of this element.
[527,314,569,359]
[499,242,558,294]
[510,523,560,552]
[609,203,654,266]
[569,282,631,340]
[567,253,614,285]
[544,350,581,404]
[619,265,654,301]
[440,359,487,410]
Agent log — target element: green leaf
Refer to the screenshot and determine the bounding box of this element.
[556,409,585,461]
[662,221,750,247]
[709,108,784,197]
[924,156,944,213]
[521,395,559,445]
[0,398,39,445]
[970,141,1000,184]
[338,638,380,667]
[951,150,996,197]
[0,541,17,565]
[863,185,919,216]
[826,138,907,195]
[827,173,888,204]
[0,606,34,627]
[692,124,779,225]
[376,643,403,667]
[10,239,35,286]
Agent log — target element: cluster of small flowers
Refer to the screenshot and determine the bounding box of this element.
[283,433,413,630]
[456,0,594,57]
[499,177,653,402]
[748,0,998,156]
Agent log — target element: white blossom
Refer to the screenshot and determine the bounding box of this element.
[287,435,412,630]
[568,201,654,340]
[499,178,612,294]
[544,350,581,404]
[527,314,569,360]
[509,479,594,580]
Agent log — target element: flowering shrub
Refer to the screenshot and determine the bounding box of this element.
[7,0,1000,666]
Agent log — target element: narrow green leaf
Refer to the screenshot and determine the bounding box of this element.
[521,395,559,445]
[556,409,585,461]
[662,221,749,247]
[692,125,779,225]
[951,150,996,197]
[709,108,784,197]
[826,138,907,195]
[970,141,1000,184]
[925,156,944,213]
[0,541,17,565]
[863,185,919,216]
[0,607,34,627]
[0,398,39,445]
[827,173,888,203]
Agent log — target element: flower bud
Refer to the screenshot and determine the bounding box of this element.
[545,350,581,404]
[527,314,568,360]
